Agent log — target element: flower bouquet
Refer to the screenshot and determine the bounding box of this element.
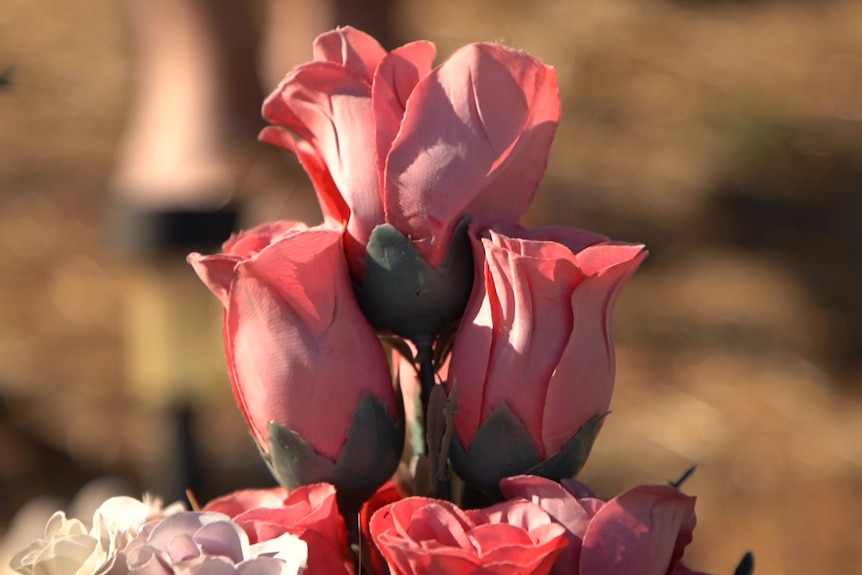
[11,27,753,575]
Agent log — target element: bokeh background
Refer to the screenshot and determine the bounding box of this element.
[1,1,861,574]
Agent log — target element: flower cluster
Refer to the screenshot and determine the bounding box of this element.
[12,26,736,575]
[188,26,647,511]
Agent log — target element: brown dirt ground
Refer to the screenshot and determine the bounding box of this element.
[1,1,862,574]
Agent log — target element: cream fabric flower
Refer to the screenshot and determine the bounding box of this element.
[10,496,183,575]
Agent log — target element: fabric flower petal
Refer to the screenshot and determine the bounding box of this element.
[579,485,696,575]
[313,26,388,81]
[384,43,560,266]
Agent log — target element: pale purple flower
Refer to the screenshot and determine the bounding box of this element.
[124,511,307,575]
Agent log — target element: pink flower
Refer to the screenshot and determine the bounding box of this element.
[501,475,705,575]
[369,496,567,575]
[188,222,403,512]
[261,26,560,273]
[359,481,405,575]
[446,227,647,491]
[204,484,351,575]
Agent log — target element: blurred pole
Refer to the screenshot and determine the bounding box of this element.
[112,0,398,503]
[113,0,257,503]
[113,0,263,206]
[118,251,231,502]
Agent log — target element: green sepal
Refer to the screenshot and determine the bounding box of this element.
[356,219,473,345]
[449,405,540,497]
[450,407,607,498]
[530,412,606,481]
[263,392,405,514]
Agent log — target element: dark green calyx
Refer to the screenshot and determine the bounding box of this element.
[450,405,540,498]
[264,392,404,515]
[449,407,607,499]
[356,219,474,345]
[533,412,606,481]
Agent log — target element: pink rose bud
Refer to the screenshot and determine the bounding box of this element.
[500,475,704,575]
[260,27,560,344]
[188,222,403,513]
[370,496,568,575]
[446,226,647,493]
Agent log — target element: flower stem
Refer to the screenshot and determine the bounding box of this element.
[418,345,436,410]
[416,340,452,502]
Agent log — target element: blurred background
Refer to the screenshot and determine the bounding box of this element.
[1,0,861,574]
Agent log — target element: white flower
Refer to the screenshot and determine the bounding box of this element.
[10,495,184,575]
[10,511,111,575]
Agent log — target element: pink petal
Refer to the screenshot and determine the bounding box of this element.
[500,476,591,538]
[404,499,474,549]
[470,499,556,534]
[188,253,239,308]
[560,479,595,500]
[574,242,649,277]
[450,230,585,457]
[313,26,387,82]
[376,538,480,575]
[467,523,534,557]
[501,476,593,575]
[204,488,289,517]
[371,496,569,575]
[445,232,496,448]
[579,486,696,575]
[476,525,567,575]
[372,41,437,179]
[371,499,475,575]
[576,497,605,519]
[497,225,608,255]
[189,222,315,309]
[262,63,383,254]
[223,221,308,258]
[384,43,560,266]
[541,243,647,456]
[225,229,393,460]
[230,484,341,546]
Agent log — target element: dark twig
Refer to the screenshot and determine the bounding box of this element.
[669,465,697,488]
[0,66,15,91]
[734,551,754,575]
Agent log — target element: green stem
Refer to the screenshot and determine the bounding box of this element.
[416,340,452,502]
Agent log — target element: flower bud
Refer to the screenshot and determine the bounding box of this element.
[446,226,647,493]
[189,222,403,513]
[261,27,560,280]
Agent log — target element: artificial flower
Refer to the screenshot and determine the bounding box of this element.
[123,511,307,575]
[204,484,351,575]
[261,26,561,274]
[11,495,182,575]
[500,475,708,575]
[188,222,402,511]
[370,496,567,575]
[446,226,647,491]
